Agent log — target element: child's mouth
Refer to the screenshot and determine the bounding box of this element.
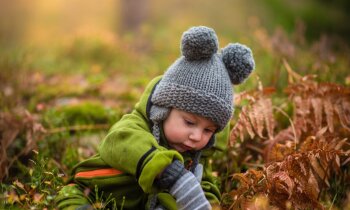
[181,144,193,151]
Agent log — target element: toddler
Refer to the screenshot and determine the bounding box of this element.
[56,26,255,210]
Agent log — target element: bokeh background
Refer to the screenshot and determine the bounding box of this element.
[1,0,350,209]
[1,0,350,107]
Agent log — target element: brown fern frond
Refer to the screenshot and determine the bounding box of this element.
[308,153,328,187]
[284,154,310,185]
[227,63,350,209]
[228,169,267,210]
[243,107,256,140]
[230,108,252,146]
[271,171,294,198]
[231,173,251,189]
[299,134,347,191]
[264,139,348,210]
[323,97,334,133]
[341,100,350,124]
[248,103,262,138]
[230,90,276,145]
[265,163,292,208]
[292,95,311,133]
[229,143,345,209]
[267,142,294,162]
[262,98,275,140]
[284,75,350,137]
[311,97,323,129]
[334,100,350,132]
[307,172,321,200]
[334,138,348,150]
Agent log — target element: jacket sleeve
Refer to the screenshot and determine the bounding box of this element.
[55,184,90,210]
[99,76,183,194]
[201,158,221,204]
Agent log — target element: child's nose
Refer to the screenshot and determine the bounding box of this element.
[189,129,203,142]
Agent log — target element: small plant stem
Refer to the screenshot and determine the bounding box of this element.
[273,106,297,150]
[329,192,338,210]
[282,58,302,83]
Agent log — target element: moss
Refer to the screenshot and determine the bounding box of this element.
[62,146,79,170]
[44,101,122,127]
[35,84,86,102]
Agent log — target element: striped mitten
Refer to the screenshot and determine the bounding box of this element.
[193,163,203,183]
[157,160,211,210]
[170,171,211,210]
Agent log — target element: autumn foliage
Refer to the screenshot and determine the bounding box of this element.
[224,61,350,209]
[0,111,46,181]
[1,60,349,209]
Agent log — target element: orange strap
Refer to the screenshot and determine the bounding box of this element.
[75,168,123,178]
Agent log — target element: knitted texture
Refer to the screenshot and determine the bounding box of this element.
[152,57,232,131]
[156,160,186,189]
[149,194,158,210]
[151,26,255,131]
[149,105,170,142]
[222,43,255,85]
[76,204,93,210]
[169,172,211,210]
[181,26,218,60]
[193,163,203,183]
[154,205,167,210]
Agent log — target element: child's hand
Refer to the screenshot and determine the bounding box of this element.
[154,204,167,210]
[193,163,203,183]
[170,171,211,210]
[76,204,93,210]
[157,160,211,210]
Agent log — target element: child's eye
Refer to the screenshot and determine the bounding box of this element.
[184,119,195,126]
[204,128,215,133]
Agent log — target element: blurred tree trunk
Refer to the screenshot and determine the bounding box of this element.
[120,0,149,33]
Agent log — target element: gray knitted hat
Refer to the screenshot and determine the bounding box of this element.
[150,26,255,132]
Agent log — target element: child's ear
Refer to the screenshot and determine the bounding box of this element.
[221,43,255,85]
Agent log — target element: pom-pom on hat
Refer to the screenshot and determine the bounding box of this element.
[151,26,255,131]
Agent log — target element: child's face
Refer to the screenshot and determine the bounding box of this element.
[163,109,217,152]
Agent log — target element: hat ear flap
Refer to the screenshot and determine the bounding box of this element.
[221,43,255,85]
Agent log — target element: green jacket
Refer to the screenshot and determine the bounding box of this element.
[55,76,229,210]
